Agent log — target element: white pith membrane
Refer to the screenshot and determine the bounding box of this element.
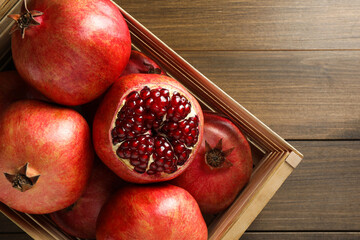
[110,85,199,176]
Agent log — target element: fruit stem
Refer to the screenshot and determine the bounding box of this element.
[205,139,234,169]
[4,163,40,192]
[7,0,43,39]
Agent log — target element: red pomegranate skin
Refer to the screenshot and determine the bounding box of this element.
[92,74,204,184]
[0,100,93,214]
[11,0,131,106]
[96,184,208,240]
[80,50,165,126]
[0,71,48,113]
[171,112,253,214]
[120,50,167,77]
[49,160,124,239]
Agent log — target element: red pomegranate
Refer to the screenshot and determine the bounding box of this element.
[49,160,124,239]
[93,74,204,183]
[171,112,253,214]
[120,50,166,77]
[0,100,93,214]
[9,0,131,106]
[96,184,208,240]
[80,50,165,126]
[0,71,48,112]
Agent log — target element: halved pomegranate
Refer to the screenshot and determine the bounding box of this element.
[93,74,204,183]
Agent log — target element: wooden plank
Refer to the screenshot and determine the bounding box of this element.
[0,231,359,240]
[0,233,32,240]
[177,51,360,140]
[241,232,360,240]
[248,140,360,231]
[0,213,25,233]
[118,0,360,50]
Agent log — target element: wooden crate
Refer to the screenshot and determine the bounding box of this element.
[0,1,303,239]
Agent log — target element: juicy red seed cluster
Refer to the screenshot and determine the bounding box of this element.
[167,92,191,122]
[111,86,170,144]
[148,136,177,175]
[116,135,154,173]
[161,116,200,147]
[111,86,200,175]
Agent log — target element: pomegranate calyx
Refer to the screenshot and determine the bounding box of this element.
[4,162,40,192]
[205,139,234,169]
[143,62,162,74]
[8,0,43,39]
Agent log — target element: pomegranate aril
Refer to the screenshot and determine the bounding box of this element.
[127,91,139,100]
[124,150,131,158]
[140,87,151,99]
[157,166,165,172]
[135,106,144,115]
[116,149,125,158]
[138,144,147,154]
[130,159,141,166]
[134,166,146,173]
[149,162,157,170]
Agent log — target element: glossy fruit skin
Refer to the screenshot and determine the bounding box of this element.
[171,112,253,214]
[11,0,131,106]
[96,184,208,240]
[93,74,204,184]
[120,50,167,77]
[0,100,93,214]
[49,160,124,239]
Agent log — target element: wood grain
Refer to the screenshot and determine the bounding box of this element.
[248,141,360,231]
[177,51,360,140]
[241,232,360,240]
[118,0,360,50]
[0,233,31,240]
[0,230,359,240]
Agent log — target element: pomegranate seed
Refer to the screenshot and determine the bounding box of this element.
[139,154,149,162]
[127,91,139,100]
[134,166,146,173]
[130,159,141,166]
[140,87,151,99]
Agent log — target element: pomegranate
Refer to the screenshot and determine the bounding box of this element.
[120,50,166,77]
[49,160,124,239]
[96,184,208,240]
[0,71,48,113]
[171,112,253,214]
[9,0,131,106]
[93,74,204,183]
[0,100,93,214]
[80,50,165,126]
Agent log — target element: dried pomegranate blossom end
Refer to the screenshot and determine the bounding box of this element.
[3,163,40,192]
[111,86,200,175]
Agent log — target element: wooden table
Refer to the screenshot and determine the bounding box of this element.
[1,0,360,239]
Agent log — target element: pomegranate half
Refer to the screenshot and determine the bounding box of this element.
[93,74,204,183]
[96,184,208,240]
[171,111,253,214]
[9,0,131,106]
[0,100,93,214]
